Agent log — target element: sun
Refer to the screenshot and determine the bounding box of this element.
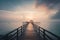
[25,14,34,21]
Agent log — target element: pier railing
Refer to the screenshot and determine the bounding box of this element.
[32,23,60,40]
[1,22,29,40]
[1,22,60,40]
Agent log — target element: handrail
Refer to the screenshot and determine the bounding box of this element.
[1,22,29,40]
[32,23,60,40]
[1,22,60,40]
[39,27,60,38]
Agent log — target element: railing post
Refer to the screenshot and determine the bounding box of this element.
[58,37,60,40]
[38,27,41,40]
[5,35,9,40]
[43,29,45,40]
[39,27,40,37]
[17,28,19,40]
[21,26,22,36]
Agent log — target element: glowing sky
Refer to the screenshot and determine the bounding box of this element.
[0,0,60,35]
[0,0,60,22]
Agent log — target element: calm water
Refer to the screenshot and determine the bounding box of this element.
[0,22,22,35]
[0,21,60,36]
[49,21,60,36]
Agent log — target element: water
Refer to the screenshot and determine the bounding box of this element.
[49,21,60,36]
[35,20,60,37]
[0,22,22,35]
[0,21,60,37]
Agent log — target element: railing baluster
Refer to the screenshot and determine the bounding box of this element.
[1,22,60,40]
[43,29,45,40]
[17,28,18,40]
[39,27,40,36]
[0,22,29,40]
[32,23,60,40]
[21,26,22,36]
[4,35,9,40]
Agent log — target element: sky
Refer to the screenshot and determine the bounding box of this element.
[0,0,60,36]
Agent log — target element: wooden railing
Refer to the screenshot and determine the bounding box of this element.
[0,22,29,40]
[1,22,60,40]
[32,23,60,40]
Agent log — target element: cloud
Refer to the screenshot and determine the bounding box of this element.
[0,10,25,23]
[0,0,35,11]
[36,0,60,5]
[36,0,60,9]
[51,11,60,19]
[0,0,23,10]
[35,0,60,19]
[0,10,25,34]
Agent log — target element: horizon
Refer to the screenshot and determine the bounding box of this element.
[0,0,60,36]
